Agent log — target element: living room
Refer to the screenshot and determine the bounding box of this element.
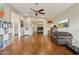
[0,3,79,55]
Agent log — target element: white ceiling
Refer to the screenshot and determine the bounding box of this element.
[6,3,74,19]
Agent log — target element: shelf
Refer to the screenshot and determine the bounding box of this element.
[0,21,12,50]
[0,36,3,42]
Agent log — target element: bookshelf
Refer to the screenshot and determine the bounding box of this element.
[0,20,12,50]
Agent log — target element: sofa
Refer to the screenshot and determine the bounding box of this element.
[50,31,73,45]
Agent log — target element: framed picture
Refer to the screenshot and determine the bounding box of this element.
[20,20,24,27]
[58,18,69,28]
[0,4,5,17]
[26,27,28,30]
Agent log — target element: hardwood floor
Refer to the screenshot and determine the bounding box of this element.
[0,34,74,55]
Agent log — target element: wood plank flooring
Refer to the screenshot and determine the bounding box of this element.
[0,34,74,55]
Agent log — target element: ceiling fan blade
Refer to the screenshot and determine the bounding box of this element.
[39,12,45,15]
[35,13,38,16]
[30,8,36,12]
[38,9,44,11]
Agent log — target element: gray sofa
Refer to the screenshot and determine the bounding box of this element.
[50,31,73,45]
[50,32,79,54]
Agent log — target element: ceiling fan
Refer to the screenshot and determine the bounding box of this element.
[30,8,45,16]
[28,3,45,16]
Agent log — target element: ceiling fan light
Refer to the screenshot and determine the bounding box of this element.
[38,9,44,11]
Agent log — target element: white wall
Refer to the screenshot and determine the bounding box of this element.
[53,4,79,48]
[24,17,33,35]
[11,10,23,37]
[11,11,18,35]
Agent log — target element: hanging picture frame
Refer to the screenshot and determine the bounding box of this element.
[58,18,69,28]
[0,4,5,17]
[20,20,24,27]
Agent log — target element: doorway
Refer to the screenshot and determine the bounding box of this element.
[37,27,43,34]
